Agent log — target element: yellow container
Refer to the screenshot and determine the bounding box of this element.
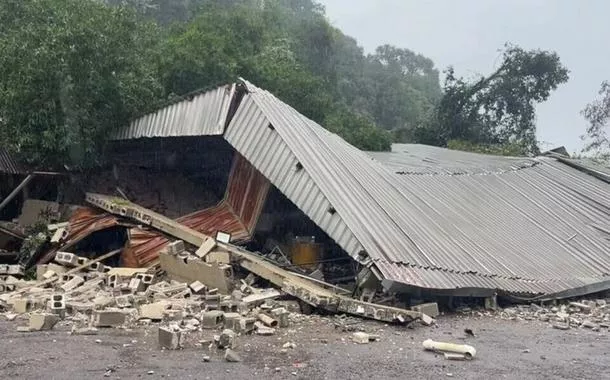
[291,236,320,270]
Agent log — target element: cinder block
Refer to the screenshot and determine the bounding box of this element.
[158,326,181,350]
[238,317,256,333]
[107,274,118,288]
[93,310,126,327]
[410,302,439,318]
[61,274,75,283]
[88,262,104,272]
[60,275,84,292]
[167,240,185,256]
[223,312,241,331]
[0,264,8,274]
[200,310,224,329]
[141,274,154,285]
[77,257,88,266]
[128,278,145,293]
[55,252,79,267]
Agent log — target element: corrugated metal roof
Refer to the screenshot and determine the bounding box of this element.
[111,84,235,140]
[114,80,610,296]
[368,144,538,175]
[232,80,610,296]
[0,148,25,174]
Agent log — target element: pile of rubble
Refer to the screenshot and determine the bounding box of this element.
[452,299,610,332]
[496,300,610,331]
[0,238,413,362]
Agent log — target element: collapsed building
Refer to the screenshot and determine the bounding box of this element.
[2,79,610,310]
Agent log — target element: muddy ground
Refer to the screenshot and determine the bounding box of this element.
[1,313,608,380]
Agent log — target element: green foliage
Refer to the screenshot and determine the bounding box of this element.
[429,44,569,155]
[324,109,392,151]
[0,0,571,165]
[0,0,162,168]
[582,81,610,158]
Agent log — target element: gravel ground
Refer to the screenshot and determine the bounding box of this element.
[1,313,608,380]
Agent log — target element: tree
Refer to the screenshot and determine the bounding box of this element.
[0,0,162,168]
[324,108,391,151]
[425,44,569,155]
[582,81,610,158]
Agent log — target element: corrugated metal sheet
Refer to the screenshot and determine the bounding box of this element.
[124,153,270,267]
[368,144,538,175]
[39,208,124,264]
[124,202,251,267]
[0,148,25,174]
[230,80,610,296]
[108,79,610,296]
[112,85,235,140]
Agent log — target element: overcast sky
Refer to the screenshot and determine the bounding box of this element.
[320,0,610,154]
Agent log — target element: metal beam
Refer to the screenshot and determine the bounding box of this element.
[0,174,34,212]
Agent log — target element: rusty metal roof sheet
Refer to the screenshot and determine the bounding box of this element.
[112,84,235,140]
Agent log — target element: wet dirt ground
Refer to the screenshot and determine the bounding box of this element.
[1,313,608,380]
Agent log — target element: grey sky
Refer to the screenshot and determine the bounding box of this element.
[320,0,610,154]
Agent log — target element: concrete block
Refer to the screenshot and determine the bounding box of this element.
[194,238,216,260]
[158,326,182,350]
[189,281,206,294]
[139,301,168,320]
[11,298,30,314]
[128,278,145,292]
[43,270,57,280]
[107,274,118,288]
[238,317,256,333]
[88,262,104,272]
[60,275,84,292]
[205,250,230,265]
[93,310,126,327]
[0,264,8,274]
[51,294,66,315]
[29,313,60,331]
[159,253,232,294]
[410,302,439,318]
[167,240,185,256]
[61,274,75,283]
[223,312,241,330]
[55,252,79,267]
[76,257,88,266]
[201,310,224,329]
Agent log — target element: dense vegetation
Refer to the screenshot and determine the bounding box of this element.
[0,0,570,168]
